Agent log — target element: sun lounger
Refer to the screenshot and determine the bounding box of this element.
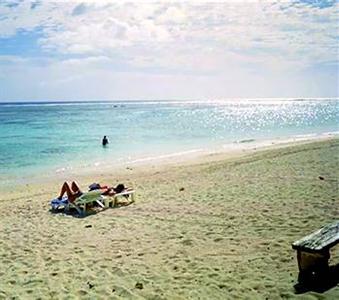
[102,188,135,208]
[67,190,105,216]
[51,187,135,216]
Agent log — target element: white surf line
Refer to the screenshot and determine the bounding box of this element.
[128,148,205,164]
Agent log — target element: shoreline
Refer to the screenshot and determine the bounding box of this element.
[1,134,337,206]
[1,132,337,192]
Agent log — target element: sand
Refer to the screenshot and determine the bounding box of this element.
[0,138,338,299]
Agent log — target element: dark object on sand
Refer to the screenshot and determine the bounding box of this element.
[87,282,94,289]
[135,282,143,289]
[179,187,185,192]
[85,224,92,228]
[319,176,325,180]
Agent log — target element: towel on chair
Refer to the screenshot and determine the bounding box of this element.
[51,196,68,210]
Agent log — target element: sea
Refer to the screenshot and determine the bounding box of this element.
[0,99,338,185]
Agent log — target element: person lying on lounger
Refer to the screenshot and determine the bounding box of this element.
[57,181,118,202]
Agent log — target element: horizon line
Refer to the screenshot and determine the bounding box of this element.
[1,97,339,104]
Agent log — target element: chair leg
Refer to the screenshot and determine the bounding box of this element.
[96,199,105,208]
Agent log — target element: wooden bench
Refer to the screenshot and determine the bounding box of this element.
[292,221,339,283]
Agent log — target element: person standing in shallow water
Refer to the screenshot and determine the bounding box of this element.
[102,136,109,146]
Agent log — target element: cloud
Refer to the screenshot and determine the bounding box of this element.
[71,3,87,16]
[0,1,337,100]
[0,1,337,70]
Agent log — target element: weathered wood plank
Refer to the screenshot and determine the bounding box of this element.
[292,221,339,252]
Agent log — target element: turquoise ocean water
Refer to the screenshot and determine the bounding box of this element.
[0,99,338,184]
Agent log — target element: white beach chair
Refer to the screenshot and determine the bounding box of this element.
[66,190,105,216]
[102,188,136,208]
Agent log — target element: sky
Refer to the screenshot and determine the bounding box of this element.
[0,0,338,101]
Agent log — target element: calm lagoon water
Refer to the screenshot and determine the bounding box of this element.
[0,99,338,183]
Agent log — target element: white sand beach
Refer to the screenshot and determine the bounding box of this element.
[0,138,338,299]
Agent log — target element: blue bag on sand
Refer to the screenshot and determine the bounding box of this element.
[51,196,68,210]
